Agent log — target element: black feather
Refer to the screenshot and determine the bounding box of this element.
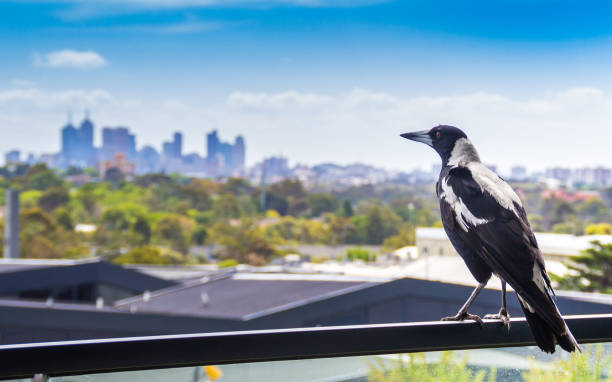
[439,165,580,353]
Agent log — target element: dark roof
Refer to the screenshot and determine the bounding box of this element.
[116,274,379,319]
[0,259,175,296]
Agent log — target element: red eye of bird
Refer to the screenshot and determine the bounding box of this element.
[435,131,441,139]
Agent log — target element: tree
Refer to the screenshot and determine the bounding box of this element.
[180,180,213,210]
[113,246,183,265]
[340,199,354,217]
[104,167,124,183]
[191,225,208,246]
[382,223,415,251]
[221,177,253,196]
[101,208,130,230]
[53,207,74,230]
[132,215,151,244]
[586,223,612,235]
[553,241,612,293]
[24,166,63,190]
[155,214,190,254]
[364,204,401,244]
[213,194,241,220]
[210,221,277,264]
[578,197,612,223]
[38,187,70,212]
[307,193,339,217]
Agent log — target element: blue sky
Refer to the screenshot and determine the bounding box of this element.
[2,0,612,171]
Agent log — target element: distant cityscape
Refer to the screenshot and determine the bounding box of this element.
[3,112,612,189]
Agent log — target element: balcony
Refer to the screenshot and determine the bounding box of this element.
[2,314,612,381]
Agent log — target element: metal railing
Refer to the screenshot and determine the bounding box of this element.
[1,314,612,380]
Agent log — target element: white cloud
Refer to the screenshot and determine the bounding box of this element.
[221,87,612,171]
[33,50,107,70]
[2,83,612,172]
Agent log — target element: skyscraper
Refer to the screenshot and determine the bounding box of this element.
[205,130,246,176]
[101,127,136,162]
[162,132,183,159]
[60,112,96,168]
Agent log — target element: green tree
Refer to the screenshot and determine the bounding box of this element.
[24,166,63,190]
[155,214,190,254]
[213,194,241,220]
[382,223,415,251]
[180,180,213,210]
[210,221,277,264]
[586,223,612,235]
[307,193,339,217]
[132,215,151,244]
[553,241,612,293]
[340,199,354,217]
[578,197,612,223]
[101,208,130,230]
[53,207,74,230]
[364,205,401,244]
[113,246,183,265]
[38,186,70,212]
[191,225,208,246]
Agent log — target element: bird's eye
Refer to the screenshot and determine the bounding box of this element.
[435,131,441,139]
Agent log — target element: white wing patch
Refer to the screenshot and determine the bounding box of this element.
[467,162,523,215]
[440,177,489,232]
[446,138,523,218]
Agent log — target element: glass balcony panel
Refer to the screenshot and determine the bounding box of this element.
[46,343,611,382]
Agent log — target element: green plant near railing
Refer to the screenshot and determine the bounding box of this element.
[367,351,496,382]
[523,344,612,382]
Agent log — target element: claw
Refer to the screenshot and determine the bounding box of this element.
[441,312,483,327]
[484,308,511,332]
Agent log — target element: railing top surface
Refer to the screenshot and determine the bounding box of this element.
[1,314,612,379]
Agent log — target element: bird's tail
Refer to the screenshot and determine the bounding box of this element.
[517,296,580,353]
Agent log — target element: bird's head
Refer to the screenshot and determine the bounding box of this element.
[401,125,479,167]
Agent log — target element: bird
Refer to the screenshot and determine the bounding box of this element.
[401,125,580,353]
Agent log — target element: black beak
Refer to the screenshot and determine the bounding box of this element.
[400,130,433,147]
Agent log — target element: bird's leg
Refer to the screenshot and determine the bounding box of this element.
[484,280,511,330]
[441,283,485,325]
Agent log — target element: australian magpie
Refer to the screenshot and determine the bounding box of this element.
[401,125,580,353]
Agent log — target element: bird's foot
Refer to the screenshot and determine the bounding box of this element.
[441,311,483,327]
[484,308,511,331]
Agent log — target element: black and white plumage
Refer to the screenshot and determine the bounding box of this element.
[401,125,580,353]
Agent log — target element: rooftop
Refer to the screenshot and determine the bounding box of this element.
[115,273,381,320]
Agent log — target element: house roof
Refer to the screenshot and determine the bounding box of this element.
[0,259,175,296]
[115,273,380,320]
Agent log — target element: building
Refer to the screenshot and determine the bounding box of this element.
[206,130,246,176]
[0,266,611,345]
[136,145,161,174]
[101,127,136,162]
[162,132,183,159]
[4,150,20,165]
[415,226,612,262]
[60,113,96,168]
[100,153,135,180]
[510,166,528,181]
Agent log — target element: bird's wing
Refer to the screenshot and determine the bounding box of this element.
[444,166,564,332]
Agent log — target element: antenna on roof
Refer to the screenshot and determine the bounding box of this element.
[67,110,72,124]
[85,109,90,120]
[200,292,209,306]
